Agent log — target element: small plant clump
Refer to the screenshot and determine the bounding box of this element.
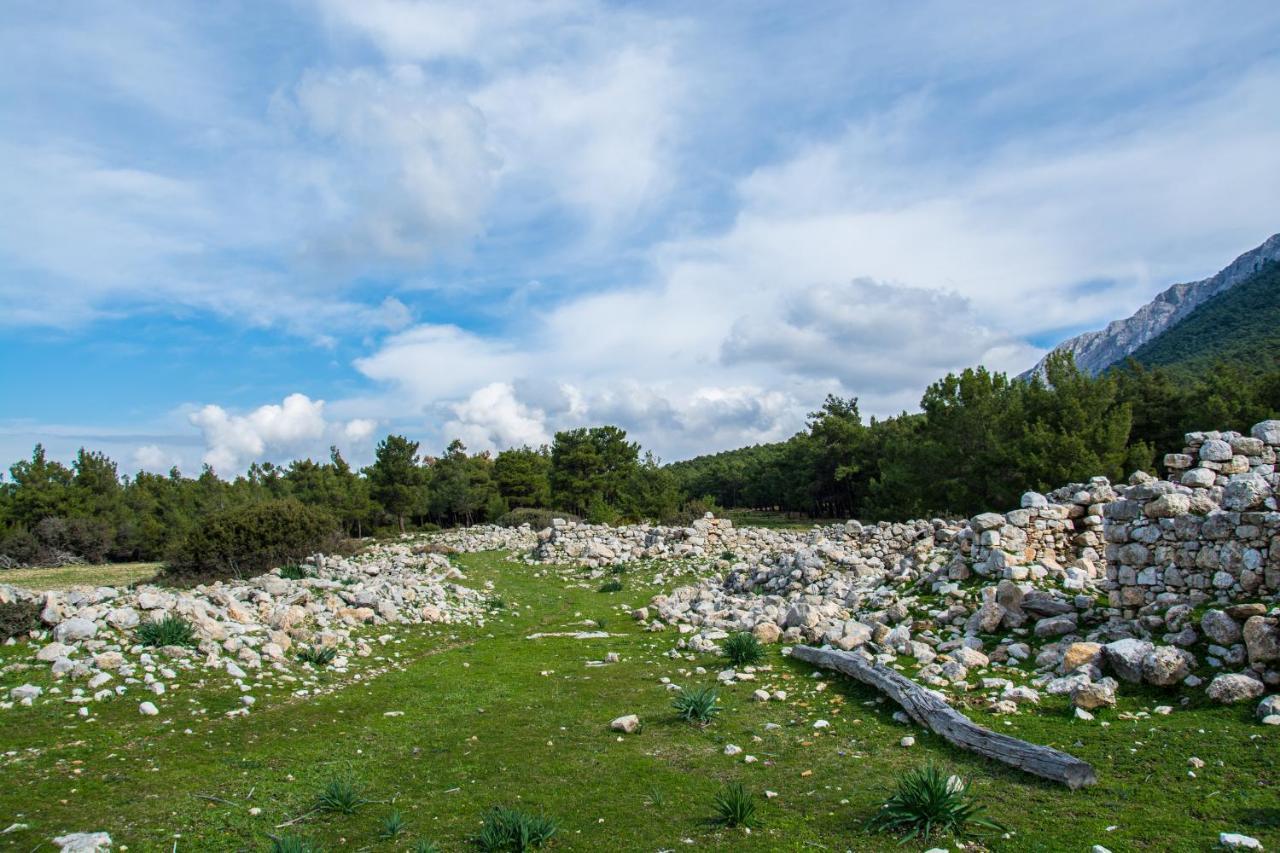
[721,632,765,667]
[314,776,367,815]
[136,614,198,648]
[712,781,758,828]
[474,805,558,851]
[486,595,506,610]
[380,809,406,839]
[719,550,736,561]
[295,645,338,666]
[598,579,623,593]
[0,600,41,641]
[270,834,324,853]
[671,685,721,725]
[865,763,1004,842]
[411,841,442,853]
[278,563,310,580]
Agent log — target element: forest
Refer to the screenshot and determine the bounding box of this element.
[3,352,1278,567]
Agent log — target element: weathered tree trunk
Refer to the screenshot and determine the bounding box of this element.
[790,645,1097,789]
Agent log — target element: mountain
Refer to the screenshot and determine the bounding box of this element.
[1022,232,1280,378]
[1126,258,1280,376]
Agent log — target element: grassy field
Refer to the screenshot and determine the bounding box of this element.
[723,510,844,530]
[0,552,1276,852]
[1,561,162,591]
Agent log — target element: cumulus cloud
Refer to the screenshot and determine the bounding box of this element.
[132,444,180,474]
[443,382,552,452]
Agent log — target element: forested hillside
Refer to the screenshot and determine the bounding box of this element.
[1126,260,1280,376]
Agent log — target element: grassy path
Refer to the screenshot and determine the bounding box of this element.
[0,552,1276,851]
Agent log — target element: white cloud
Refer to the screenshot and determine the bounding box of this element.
[189,393,330,472]
[443,382,552,452]
[343,418,378,442]
[132,444,180,474]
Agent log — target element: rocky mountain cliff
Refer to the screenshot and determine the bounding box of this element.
[1022,233,1280,378]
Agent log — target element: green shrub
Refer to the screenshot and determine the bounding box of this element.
[712,782,757,828]
[137,614,198,648]
[671,686,720,725]
[865,763,1004,842]
[165,499,343,585]
[295,645,337,666]
[598,579,623,593]
[278,564,310,580]
[719,550,736,561]
[493,508,581,529]
[0,600,41,641]
[411,842,441,853]
[380,809,406,839]
[474,806,558,851]
[722,632,765,667]
[314,775,366,815]
[270,833,324,853]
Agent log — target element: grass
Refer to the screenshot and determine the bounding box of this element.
[314,775,366,814]
[712,782,757,828]
[475,806,558,851]
[721,632,765,667]
[136,613,197,648]
[598,578,624,593]
[865,762,1003,843]
[295,645,338,666]
[0,550,1275,851]
[278,564,310,580]
[671,685,721,725]
[271,833,324,853]
[0,561,161,591]
[380,807,406,839]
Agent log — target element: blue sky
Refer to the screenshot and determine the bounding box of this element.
[3,1,1280,475]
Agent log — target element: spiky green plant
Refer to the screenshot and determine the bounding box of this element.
[474,806,558,851]
[598,579,623,593]
[486,595,506,610]
[720,550,736,561]
[380,808,406,839]
[278,564,310,580]
[270,834,324,853]
[721,632,765,666]
[712,782,757,828]
[671,685,720,725]
[295,645,337,666]
[609,564,627,575]
[644,785,665,808]
[136,614,197,648]
[865,763,1005,842]
[411,841,441,853]
[314,775,366,815]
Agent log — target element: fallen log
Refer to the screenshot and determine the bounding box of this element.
[790,644,1097,789]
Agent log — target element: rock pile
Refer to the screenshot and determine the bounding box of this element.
[1,542,485,716]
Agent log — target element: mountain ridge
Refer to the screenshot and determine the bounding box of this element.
[1021,232,1280,378]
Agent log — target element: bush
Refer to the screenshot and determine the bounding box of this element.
[137,614,198,648]
[474,806,558,851]
[865,763,1004,842]
[671,686,720,725]
[598,579,623,593]
[492,508,581,529]
[165,499,343,585]
[712,782,757,828]
[722,632,765,667]
[0,529,42,567]
[0,600,41,641]
[278,564,310,580]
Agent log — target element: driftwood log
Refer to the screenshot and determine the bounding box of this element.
[790,644,1098,789]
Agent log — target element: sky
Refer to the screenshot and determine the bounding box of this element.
[3,1,1280,476]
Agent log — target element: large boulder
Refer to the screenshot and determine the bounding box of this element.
[1251,419,1280,445]
[752,622,781,644]
[1034,614,1077,638]
[1222,473,1271,511]
[1243,616,1280,664]
[1144,494,1191,518]
[1071,680,1117,710]
[1205,673,1265,704]
[1104,638,1154,683]
[53,618,97,643]
[1061,642,1103,674]
[1257,694,1280,721]
[1200,610,1242,646]
[1141,646,1194,687]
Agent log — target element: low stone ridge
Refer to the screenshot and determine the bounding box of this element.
[1,542,486,717]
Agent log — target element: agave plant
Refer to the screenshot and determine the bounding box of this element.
[671,685,721,725]
[865,763,1004,842]
[721,632,765,667]
[712,781,757,828]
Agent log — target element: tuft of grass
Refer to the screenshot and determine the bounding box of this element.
[644,785,665,808]
[380,808,406,839]
[314,775,367,815]
[136,614,198,648]
[486,595,506,610]
[270,834,324,853]
[865,763,1005,842]
[609,564,627,575]
[719,550,736,561]
[411,841,441,853]
[671,685,721,725]
[598,579,623,593]
[721,632,765,667]
[278,564,310,580]
[295,645,337,666]
[712,782,757,828]
[474,805,558,851]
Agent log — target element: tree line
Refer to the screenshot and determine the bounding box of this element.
[0,425,684,566]
[669,352,1280,521]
